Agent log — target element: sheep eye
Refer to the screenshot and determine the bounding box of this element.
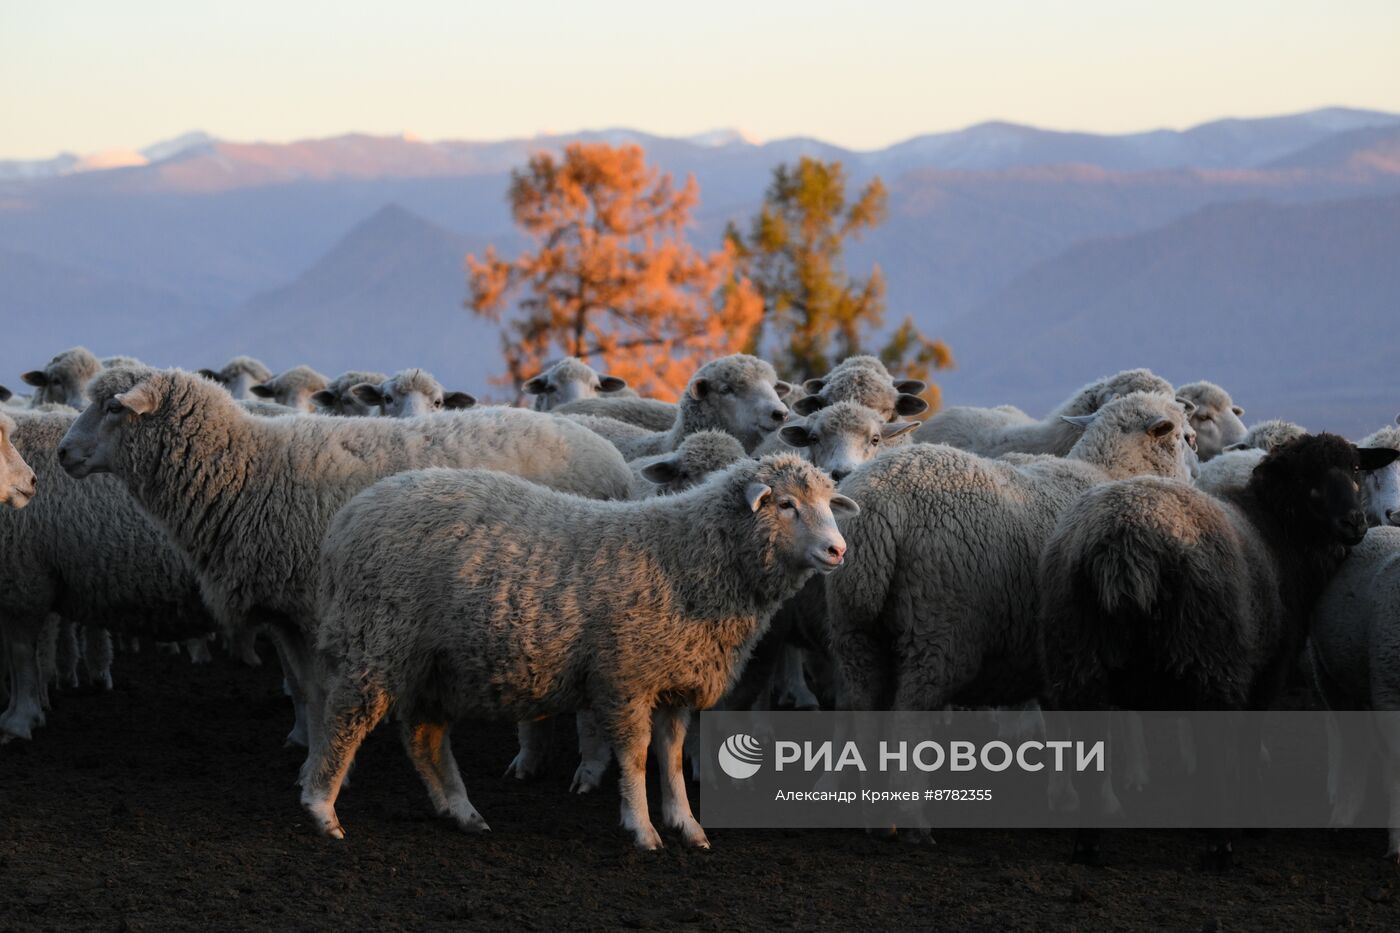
[720,385,734,395]
[383,395,393,404]
[779,499,796,511]
[104,399,124,414]
[871,435,881,445]
[434,399,444,409]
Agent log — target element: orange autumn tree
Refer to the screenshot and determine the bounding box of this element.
[466,143,762,400]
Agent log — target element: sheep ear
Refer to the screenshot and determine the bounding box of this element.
[744,481,772,512]
[598,375,627,393]
[443,391,476,410]
[882,421,919,440]
[803,378,827,394]
[1061,414,1096,428]
[21,370,48,388]
[894,393,929,416]
[894,379,926,395]
[829,493,860,516]
[688,378,711,400]
[522,375,549,395]
[1174,396,1197,415]
[0,385,11,402]
[311,390,337,408]
[1231,406,1245,417]
[774,380,793,399]
[793,395,825,416]
[350,384,384,406]
[1225,442,1250,453]
[197,368,222,382]
[1147,418,1175,439]
[640,459,681,484]
[1358,447,1400,471]
[779,425,814,448]
[114,384,159,416]
[249,383,275,399]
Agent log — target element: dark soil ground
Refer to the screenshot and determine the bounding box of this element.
[2,650,1398,933]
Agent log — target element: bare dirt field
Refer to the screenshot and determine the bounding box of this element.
[2,650,1398,932]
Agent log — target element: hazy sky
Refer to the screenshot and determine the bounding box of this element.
[3,0,1398,159]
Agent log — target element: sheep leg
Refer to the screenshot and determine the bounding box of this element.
[401,719,489,832]
[35,615,58,711]
[1325,710,1370,825]
[81,627,113,691]
[0,617,47,741]
[185,636,213,665]
[1120,712,1150,791]
[299,672,390,839]
[56,619,80,689]
[571,711,612,794]
[229,628,262,667]
[605,703,662,850]
[1371,710,1400,861]
[268,629,311,748]
[771,645,820,711]
[652,706,708,848]
[504,719,550,780]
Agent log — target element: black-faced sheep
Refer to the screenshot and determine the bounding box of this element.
[827,392,1197,715]
[302,455,857,848]
[1175,381,1247,461]
[198,356,274,401]
[250,365,329,413]
[57,367,635,749]
[1037,434,1398,867]
[914,368,1175,456]
[350,368,475,418]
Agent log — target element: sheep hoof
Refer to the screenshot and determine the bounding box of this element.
[502,751,546,782]
[633,827,664,851]
[569,762,607,794]
[450,805,490,834]
[325,824,345,840]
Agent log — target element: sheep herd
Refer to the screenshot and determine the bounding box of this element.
[2,345,1399,866]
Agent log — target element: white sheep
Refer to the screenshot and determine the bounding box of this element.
[0,412,36,509]
[58,367,635,748]
[827,392,1196,715]
[249,365,330,413]
[198,356,275,401]
[1175,381,1247,461]
[302,454,857,848]
[522,356,635,410]
[2,409,217,740]
[1358,417,1400,527]
[21,347,102,408]
[579,355,791,460]
[914,368,1175,456]
[349,368,476,418]
[791,359,927,422]
[553,396,678,432]
[310,370,388,416]
[628,430,746,498]
[1307,525,1400,860]
[1037,434,1398,867]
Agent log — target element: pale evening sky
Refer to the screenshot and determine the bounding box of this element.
[2,0,1398,159]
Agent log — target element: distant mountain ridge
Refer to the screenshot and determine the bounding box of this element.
[2,107,1399,434]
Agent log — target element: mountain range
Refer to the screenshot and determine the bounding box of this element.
[2,108,1398,434]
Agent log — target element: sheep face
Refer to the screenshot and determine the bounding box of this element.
[22,347,102,408]
[0,415,37,508]
[523,358,626,411]
[1189,403,1247,461]
[351,369,476,418]
[778,402,918,482]
[745,456,859,575]
[1252,435,1399,547]
[688,361,791,453]
[249,366,328,413]
[795,367,927,421]
[639,431,745,495]
[1361,456,1400,527]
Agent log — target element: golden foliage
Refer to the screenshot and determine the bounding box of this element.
[466,143,763,400]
